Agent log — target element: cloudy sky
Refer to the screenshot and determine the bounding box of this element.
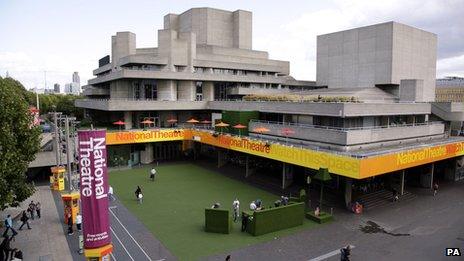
[0,0,463,90]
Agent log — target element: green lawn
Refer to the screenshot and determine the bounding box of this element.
[109,163,317,260]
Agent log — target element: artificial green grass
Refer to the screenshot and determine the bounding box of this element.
[109,163,317,261]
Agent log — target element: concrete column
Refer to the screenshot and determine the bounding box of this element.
[217,149,226,168]
[430,163,434,188]
[344,178,352,208]
[202,82,214,101]
[281,163,294,189]
[245,156,256,178]
[420,164,435,188]
[124,111,132,130]
[140,143,154,164]
[177,80,195,101]
[157,80,177,101]
[399,170,405,196]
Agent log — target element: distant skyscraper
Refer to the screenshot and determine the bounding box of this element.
[65,72,81,94]
[72,72,80,84]
[54,83,60,93]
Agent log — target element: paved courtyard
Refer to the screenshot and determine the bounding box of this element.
[205,180,464,261]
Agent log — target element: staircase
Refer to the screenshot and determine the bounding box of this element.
[356,189,416,211]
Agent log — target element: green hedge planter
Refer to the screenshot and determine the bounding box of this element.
[247,202,305,236]
[306,211,333,224]
[205,208,232,234]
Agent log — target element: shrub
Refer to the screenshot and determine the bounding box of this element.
[205,208,232,234]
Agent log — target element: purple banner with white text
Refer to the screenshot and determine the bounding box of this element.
[78,130,111,248]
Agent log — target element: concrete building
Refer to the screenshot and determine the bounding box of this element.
[436,76,464,102]
[316,22,437,102]
[77,7,315,129]
[76,8,464,210]
[53,83,60,93]
[72,72,80,85]
[64,82,80,95]
[64,72,81,95]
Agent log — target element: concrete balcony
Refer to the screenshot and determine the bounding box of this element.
[209,101,431,117]
[75,98,208,111]
[88,69,302,86]
[249,120,445,146]
[82,86,110,96]
[432,102,464,121]
[93,63,112,76]
[228,87,292,95]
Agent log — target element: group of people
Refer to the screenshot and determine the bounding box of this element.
[0,202,41,261]
[64,206,82,236]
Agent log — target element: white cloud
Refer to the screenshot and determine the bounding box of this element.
[437,54,464,77]
[0,51,94,90]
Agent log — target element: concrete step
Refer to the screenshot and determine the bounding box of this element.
[356,190,417,211]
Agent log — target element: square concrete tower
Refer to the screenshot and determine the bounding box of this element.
[163,8,252,49]
[316,22,437,102]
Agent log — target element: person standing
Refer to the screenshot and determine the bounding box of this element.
[249,201,257,211]
[4,215,17,237]
[18,211,30,230]
[0,234,13,261]
[28,201,36,220]
[35,202,41,219]
[67,212,74,235]
[76,213,82,231]
[108,186,114,201]
[138,192,143,204]
[150,167,157,182]
[433,182,439,196]
[232,199,240,222]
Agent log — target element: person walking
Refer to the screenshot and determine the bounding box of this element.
[67,212,74,235]
[138,192,143,204]
[135,186,142,200]
[35,202,41,219]
[232,198,240,222]
[433,182,439,196]
[76,213,82,231]
[340,245,351,261]
[4,215,17,237]
[18,211,30,230]
[150,167,157,182]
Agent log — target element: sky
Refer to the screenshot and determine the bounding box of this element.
[0,0,463,90]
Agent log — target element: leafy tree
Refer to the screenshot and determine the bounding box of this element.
[0,77,41,209]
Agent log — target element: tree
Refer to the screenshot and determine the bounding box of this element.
[0,77,41,209]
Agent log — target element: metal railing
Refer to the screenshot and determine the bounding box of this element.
[249,119,444,132]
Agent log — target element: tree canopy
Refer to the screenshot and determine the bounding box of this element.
[24,92,84,119]
[0,77,41,209]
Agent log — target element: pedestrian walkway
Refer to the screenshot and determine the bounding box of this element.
[2,185,73,260]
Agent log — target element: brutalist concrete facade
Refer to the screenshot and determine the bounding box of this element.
[316,22,437,102]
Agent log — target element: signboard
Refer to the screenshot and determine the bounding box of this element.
[190,130,360,178]
[78,130,111,249]
[104,129,464,179]
[359,141,464,178]
[106,129,188,145]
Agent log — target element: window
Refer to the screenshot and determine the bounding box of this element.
[195,82,203,101]
[144,83,157,100]
[133,83,140,99]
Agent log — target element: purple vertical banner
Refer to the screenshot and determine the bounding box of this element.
[78,130,111,249]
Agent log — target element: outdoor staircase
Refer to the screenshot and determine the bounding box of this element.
[356,189,417,211]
